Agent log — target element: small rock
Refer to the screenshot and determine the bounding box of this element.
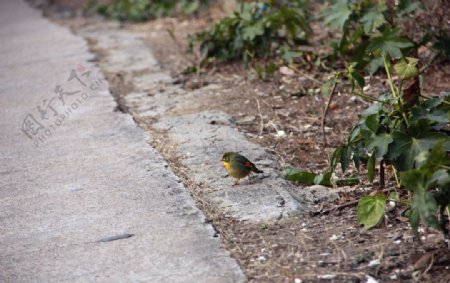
[237,115,256,124]
[365,275,379,283]
[274,130,287,138]
[279,66,295,76]
[257,255,267,262]
[368,259,380,267]
[294,278,302,283]
[329,234,339,241]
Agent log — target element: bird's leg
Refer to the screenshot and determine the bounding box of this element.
[233,178,240,186]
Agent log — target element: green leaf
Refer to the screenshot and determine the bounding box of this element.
[364,114,380,133]
[427,169,450,188]
[410,189,439,230]
[367,133,394,158]
[285,168,360,187]
[360,3,387,34]
[321,0,352,32]
[340,145,352,172]
[314,171,332,186]
[367,28,414,58]
[347,63,365,89]
[283,168,315,184]
[335,176,360,186]
[279,45,302,64]
[367,152,376,183]
[241,20,265,40]
[411,97,449,124]
[394,57,419,80]
[321,76,338,97]
[397,0,422,16]
[388,131,449,171]
[357,195,387,230]
[330,145,343,170]
[368,57,384,75]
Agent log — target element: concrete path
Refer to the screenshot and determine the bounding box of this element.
[0,1,244,282]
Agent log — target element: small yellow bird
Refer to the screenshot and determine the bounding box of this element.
[221,152,264,185]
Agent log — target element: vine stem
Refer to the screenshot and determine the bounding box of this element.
[379,160,385,189]
[321,80,338,145]
[383,56,410,128]
[392,166,401,189]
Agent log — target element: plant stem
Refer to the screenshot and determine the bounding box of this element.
[383,55,410,128]
[392,166,401,189]
[321,79,338,145]
[379,160,385,189]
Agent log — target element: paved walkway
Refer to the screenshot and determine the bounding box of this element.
[0,1,244,282]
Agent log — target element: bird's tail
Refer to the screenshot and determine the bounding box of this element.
[252,167,264,174]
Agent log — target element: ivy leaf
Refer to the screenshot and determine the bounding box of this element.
[411,97,449,124]
[330,145,343,170]
[360,3,387,34]
[367,28,414,58]
[394,57,419,80]
[408,181,439,231]
[388,131,449,171]
[367,133,394,158]
[364,114,380,133]
[283,168,315,184]
[279,45,302,64]
[368,57,384,75]
[357,195,387,230]
[314,171,332,186]
[340,145,352,172]
[397,0,422,16]
[241,20,265,40]
[347,63,365,90]
[427,169,450,188]
[321,0,352,32]
[284,168,359,186]
[321,76,339,97]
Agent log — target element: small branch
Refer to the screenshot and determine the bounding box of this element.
[321,81,337,146]
[320,187,395,215]
[379,160,385,189]
[320,199,359,215]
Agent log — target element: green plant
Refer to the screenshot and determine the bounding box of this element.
[283,168,360,186]
[90,0,212,22]
[321,0,422,73]
[189,1,311,65]
[330,52,450,234]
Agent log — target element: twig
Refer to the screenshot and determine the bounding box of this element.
[289,64,322,84]
[422,254,434,277]
[321,81,337,145]
[320,199,359,215]
[320,187,395,215]
[375,246,385,277]
[255,98,264,136]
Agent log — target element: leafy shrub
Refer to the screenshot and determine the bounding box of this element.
[90,0,213,22]
[189,1,311,64]
[331,53,450,234]
[321,0,422,73]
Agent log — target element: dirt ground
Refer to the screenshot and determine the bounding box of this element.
[45,2,450,282]
[132,17,449,283]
